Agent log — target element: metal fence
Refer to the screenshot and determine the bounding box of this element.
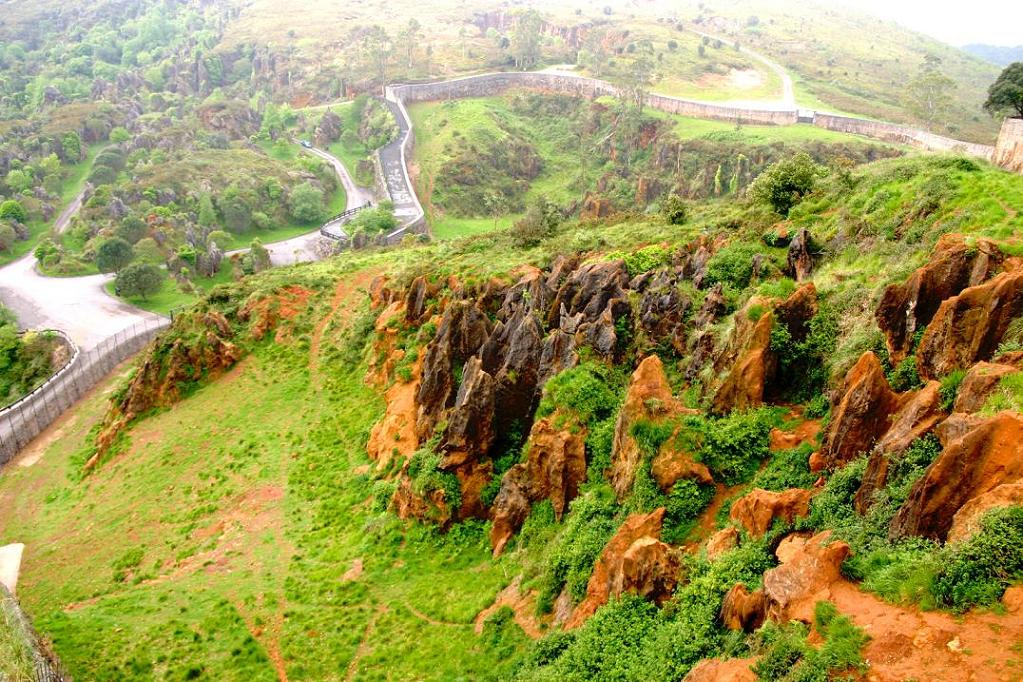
[1,583,69,681]
[0,317,170,467]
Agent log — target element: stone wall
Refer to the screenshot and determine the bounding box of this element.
[813,114,994,160]
[388,72,797,126]
[994,118,1023,174]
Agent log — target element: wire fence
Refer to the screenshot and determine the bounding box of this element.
[0,317,169,467]
[1,583,69,681]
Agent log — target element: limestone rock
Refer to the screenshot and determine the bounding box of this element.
[712,311,775,415]
[763,531,851,624]
[565,508,679,629]
[947,482,1023,543]
[916,269,1023,380]
[890,412,1023,541]
[786,228,815,282]
[721,583,767,632]
[706,526,740,560]
[876,235,1004,365]
[953,360,1021,413]
[855,381,945,512]
[610,356,697,499]
[819,352,901,469]
[729,488,814,537]
[489,415,588,556]
[683,657,757,682]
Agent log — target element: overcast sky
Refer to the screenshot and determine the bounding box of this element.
[833,0,1023,46]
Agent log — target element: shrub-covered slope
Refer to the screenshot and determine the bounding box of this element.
[2,154,1023,680]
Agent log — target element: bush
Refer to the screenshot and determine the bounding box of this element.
[511,196,561,247]
[346,206,398,237]
[661,194,688,225]
[682,409,777,485]
[0,199,26,223]
[536,362,622,426]
[753,601,868,681]
[747,152,828,216]
[938,369,966,411]
[887,356,923,392]
[0,224,16,252]
[704,242,766,290]
[934,505,1023,612]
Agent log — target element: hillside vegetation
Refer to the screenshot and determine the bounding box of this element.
[2,151,1023,679]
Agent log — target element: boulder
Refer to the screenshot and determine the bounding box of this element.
[916,269,1023,380]
[610,356,698,499]
[876,235,1004,364]
[729,488,814,537]
[890,412,1023,541]
[404,275,440,324]
[651,448,713,491]
[819,352,901,469]
[440,357,497,468]
[763,531,851,624]
[415,300,492,441]
[854,381,945,512]
[953,360,1020,413]
[638,268,692,354]
[947,482,1023,543]
[711,311,775,414]
[785,228,815,282]
[706,526,740,560]
[721,583,767,632]
[479,306,545,436]
[489,415,588,556]
[565,509,679,629]
[693,283,727,329]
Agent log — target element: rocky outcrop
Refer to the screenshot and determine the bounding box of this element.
[91,311,243,463]
[635,267,692,355]
[762,531,850,624]
[610,356,705,499]
[712,283,818,414]
[785,228,815,282]
[890,412,1023,541]
[947,482,1023,543]
[729,488,813,537]
[854,380,944,512]
[721,583,767,632]
[712,311,775,414]
[916,269,1023,380]
[548,259,632,358]
[876,235,1004,364]
[705,526,740,560]
[489,414,588,556]
[953,360,1021,413]
[565,508,680,629]
[818,352,901,469]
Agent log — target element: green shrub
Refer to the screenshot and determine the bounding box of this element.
[887,356,923,392]
[661,194,689,225]
[406,443,462,514]
[934,505,1023,612]
[662,479,715,544]
[537,363,622,426]
[751,443,816,491]
[704,243,766,290]
[747,152,828,216]
[687,409,777,485]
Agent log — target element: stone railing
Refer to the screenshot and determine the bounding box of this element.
[813,113,994,160]
[994,118,1023,173]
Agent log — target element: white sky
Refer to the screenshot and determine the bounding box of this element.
[832,0,1023,46]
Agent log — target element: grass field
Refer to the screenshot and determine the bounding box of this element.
[106,268,235,316]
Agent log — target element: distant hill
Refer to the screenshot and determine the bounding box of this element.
[963,44,1023,66]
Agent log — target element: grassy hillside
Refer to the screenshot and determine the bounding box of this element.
[1,152,1022,679]
[409,91,900,240]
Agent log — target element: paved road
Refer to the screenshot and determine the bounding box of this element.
[231,145,375,266]
[377,99,422,226]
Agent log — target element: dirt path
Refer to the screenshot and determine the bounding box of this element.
[402,600,463,628]
[345,604,388,682]
[0,543,24,594]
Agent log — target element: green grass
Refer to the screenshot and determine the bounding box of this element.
[0,591,36,682]
[104,268,235,316]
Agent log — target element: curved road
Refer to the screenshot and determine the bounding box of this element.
[235,146,374,266]
[686,28,795,110]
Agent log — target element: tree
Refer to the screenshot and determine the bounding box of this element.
[96,237,134,272]
[289,182,325,223]
[116,215,148,244]
[399,18,422,70]
[115,263,163,300]
[361,26,392,87]
[249,239,271,273]
[341,129,359,150]
[907,55,955,127]
[661,195,689,225]
[0,224,16,252]
[109,127,130,143]
[5,169,33,194]
[198,193,218,227]
[0,199,26,223]
[511,10,543,70]
[511,196,561,247]
[579,28,610,77]
[985,62,1023,119]
[747,152,827,216]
